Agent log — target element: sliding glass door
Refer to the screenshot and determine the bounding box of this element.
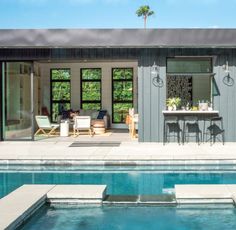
[2,62,34,140]
[0,63,3,140]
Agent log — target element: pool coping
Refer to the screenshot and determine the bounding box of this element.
[2,141,236,166]
[2,159,236,166]
[1,184,236,229]
[0,185,106,230]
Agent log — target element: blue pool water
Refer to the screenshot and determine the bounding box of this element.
[1,165,236,198]
[21,205,236,230]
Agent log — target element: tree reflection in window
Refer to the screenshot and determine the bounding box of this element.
[112,68,133,123]
[81,68,101,110]
[50,69,71,122]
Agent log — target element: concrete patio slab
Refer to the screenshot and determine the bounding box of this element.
[1,141,236,165]
[47,185,107,203]
[0,185,55,230]
[0,184,107,229]
[175,185,236,204]
[175,185,231,199]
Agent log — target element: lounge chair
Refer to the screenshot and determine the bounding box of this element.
[73,116,93,137]
[34,115,59,136]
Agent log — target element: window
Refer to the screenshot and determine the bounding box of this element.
[167,58,212,74]
[81,68,102,110]
[112,68,133,123]
[50,69,71,122]
[166,58,213,107]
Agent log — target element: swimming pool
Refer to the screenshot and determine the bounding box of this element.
[20,205,236,230]
[1,165,236,198]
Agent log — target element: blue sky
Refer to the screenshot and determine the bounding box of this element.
[0,0,235,29]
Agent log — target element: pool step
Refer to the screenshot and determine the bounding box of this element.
[103,195,177,206]
[175,185,236,204]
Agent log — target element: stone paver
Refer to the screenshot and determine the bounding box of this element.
[1,141,236,164]
[47,185,107,200]
[0,184,107,229]
[0,185,55,230]
[175,185,232,199]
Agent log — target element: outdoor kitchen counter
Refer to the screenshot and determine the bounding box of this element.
[162,110,219,115]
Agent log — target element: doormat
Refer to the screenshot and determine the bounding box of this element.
[69,141,121,147]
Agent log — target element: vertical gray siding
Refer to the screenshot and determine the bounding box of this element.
[139,48,236,142]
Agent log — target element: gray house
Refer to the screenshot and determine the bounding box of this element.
[0,29,236,142]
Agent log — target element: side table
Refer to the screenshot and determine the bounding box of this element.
[60,121,69,137]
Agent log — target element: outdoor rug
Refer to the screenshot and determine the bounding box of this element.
[69,141,121,147]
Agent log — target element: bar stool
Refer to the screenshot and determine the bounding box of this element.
[163,116,182,145]
[205,117,225,145]
[183,116,202,145]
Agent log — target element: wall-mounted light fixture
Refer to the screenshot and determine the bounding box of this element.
[151,62,163,88]
[151,62,159,77]
[223,61,230,74]
[222,61,234,86]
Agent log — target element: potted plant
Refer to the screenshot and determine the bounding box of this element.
[166,97,181,111]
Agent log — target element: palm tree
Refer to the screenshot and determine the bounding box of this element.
[136,5,155,29]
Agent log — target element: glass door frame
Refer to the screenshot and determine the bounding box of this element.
[1,61,35,141]
[0,62,3,141]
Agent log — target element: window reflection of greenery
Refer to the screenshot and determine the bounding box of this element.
[51,69,71,122]
[112,68,133,123]
[81,69,101,110]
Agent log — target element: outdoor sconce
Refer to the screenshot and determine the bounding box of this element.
[223,61,234,86]
[151,62,163,87]
[223,61,230,74]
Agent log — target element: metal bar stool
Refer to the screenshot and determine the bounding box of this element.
[205,117,225,145]
[163,116,182,145]
[183,116,202,145]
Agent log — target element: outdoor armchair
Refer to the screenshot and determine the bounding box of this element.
[34,115,59,136]
[73,116,93,137]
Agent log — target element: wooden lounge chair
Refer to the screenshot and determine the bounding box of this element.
[73,116,93,137]
[34,115,59,136]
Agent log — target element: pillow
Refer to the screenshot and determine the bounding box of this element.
[61,110,70,120]
[97,110,107,119]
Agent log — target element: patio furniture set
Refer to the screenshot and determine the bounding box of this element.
[163,110,225,145]
[34,113,108,137]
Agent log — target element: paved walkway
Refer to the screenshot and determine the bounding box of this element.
[1,140,236,164]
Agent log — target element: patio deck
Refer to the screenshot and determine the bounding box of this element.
[1,131,236,165]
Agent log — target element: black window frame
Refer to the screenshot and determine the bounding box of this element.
[80,68,102,110]
[166,57,213,74]
[50,68,71,122]
[112,68,134,124]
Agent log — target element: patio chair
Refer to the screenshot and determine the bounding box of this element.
[163,116,182,145]
[73,116,93,137]
[183,116,202,145]
[34,115,59,136]
[205,117,225,145]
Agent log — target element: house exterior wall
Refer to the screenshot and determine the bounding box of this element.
[0,47,236,141]
[138,48,236,142]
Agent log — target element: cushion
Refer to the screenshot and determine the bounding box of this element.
[92,119,105,128]
[61,110,71,120]
[97,110,107,119]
